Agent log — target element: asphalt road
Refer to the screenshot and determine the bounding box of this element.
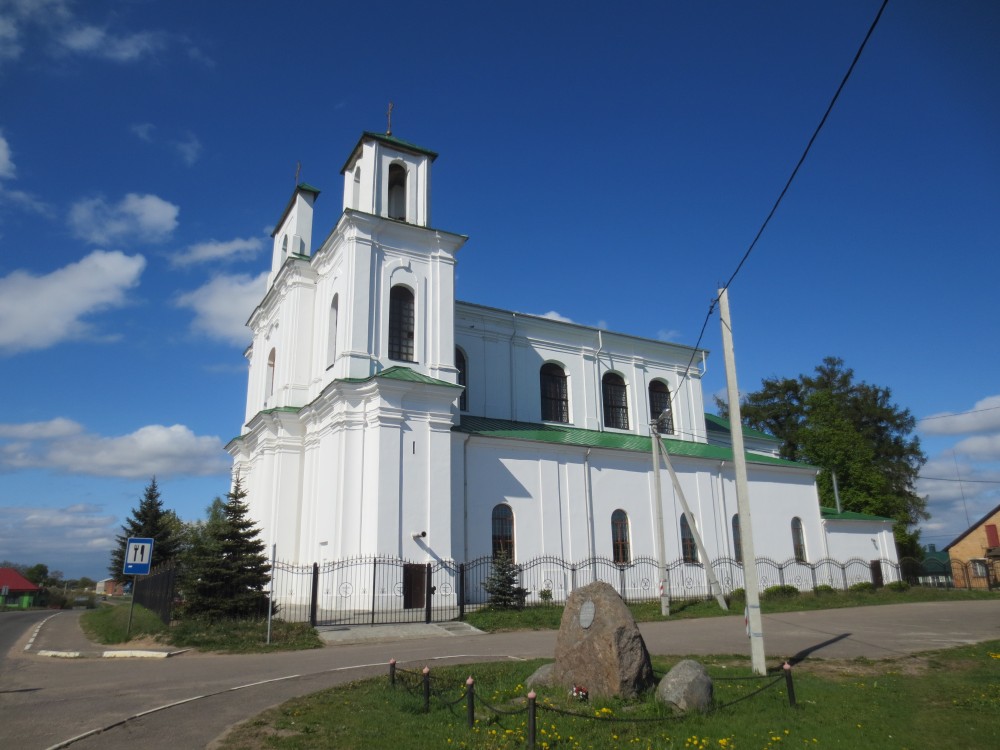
[2,600,999,750]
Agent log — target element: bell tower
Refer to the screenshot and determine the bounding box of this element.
[340,132,436,227]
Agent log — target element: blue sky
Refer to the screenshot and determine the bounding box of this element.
[0,1,997,579]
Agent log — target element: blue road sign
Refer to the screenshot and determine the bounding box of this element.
[123,537,154,576]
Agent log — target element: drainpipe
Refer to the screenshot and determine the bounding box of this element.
[509,313,518,421]
[583,448,595,562]
[462,433,471,562]
[593,330,604,429]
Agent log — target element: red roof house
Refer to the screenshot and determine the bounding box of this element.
[0,567,41,608]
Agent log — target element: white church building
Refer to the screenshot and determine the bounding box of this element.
[227,130,898,604]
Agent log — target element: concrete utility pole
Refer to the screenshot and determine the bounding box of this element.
[718,287,767,675]
[649,423,671,616]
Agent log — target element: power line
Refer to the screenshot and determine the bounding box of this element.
[918,476,1000,485]
[674,0,890,398]
[918,404,1000,421]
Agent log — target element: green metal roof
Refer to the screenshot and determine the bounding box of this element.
[271,183,322,238]
[704,413,777,442]
[337,366,460,388]
[820,506,894,522]
[456,415,808,468]
[296,182,321,195]
[340,131,439,174]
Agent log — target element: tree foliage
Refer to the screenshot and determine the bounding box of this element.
[109,477,181,580]
[482,549,528,609]
[180,477,271,620]
[717,357,927,556]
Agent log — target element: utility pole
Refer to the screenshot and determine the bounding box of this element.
[650,422,670,616]
[718,287,767,675]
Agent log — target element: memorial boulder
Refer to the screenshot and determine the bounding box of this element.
[551,581,655,699]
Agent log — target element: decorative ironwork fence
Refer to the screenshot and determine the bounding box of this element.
[260,553,932,626]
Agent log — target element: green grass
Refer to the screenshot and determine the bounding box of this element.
[81,603,322,652]
[80,602,168,643]
[218,641,1000,749]
[168,617,323,653]
[465,586,999,633]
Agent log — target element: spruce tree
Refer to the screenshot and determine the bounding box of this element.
[182,477,271,620]
[109,477,181,580]
[482,549,528,610]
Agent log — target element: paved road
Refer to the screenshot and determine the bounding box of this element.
[2,600,998,750]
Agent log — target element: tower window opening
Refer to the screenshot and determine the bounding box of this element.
[388,285,415,362]
[388,163,407,221]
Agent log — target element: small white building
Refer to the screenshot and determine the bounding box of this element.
[227,130,897,601]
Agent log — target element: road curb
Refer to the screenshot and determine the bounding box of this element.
[35,648,186,659]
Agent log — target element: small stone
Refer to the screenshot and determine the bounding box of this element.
[525,663,554,689]
[655,659,713,714]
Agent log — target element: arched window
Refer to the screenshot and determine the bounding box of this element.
[540,363,569,423]
[327,295,339,369]
[602,372,629,429]
[649,380,673,434]
[265,348,276,401]
[352,166,361,209]
[791,517,806,562]
[388,285,415,361]
[491,504,514,559]
[281,234,288,255]
[680,514,698,563]
[388,163,406,221]
[611,509,631,564]
[732,514,742,563]
[455,347,467,411]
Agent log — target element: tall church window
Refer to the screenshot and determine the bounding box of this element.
[327,295,339,370]
[492,504,514,559]
[388,163,406,221]
[265,348,276,402]
[388,285,415,361]
[649,380,673,434]
[732,514,742,563]
[680,514,698,563]
[791,517,807,562]
[540,363,569,423]
[281,234,288,256]
[456,347,467,411]
[611,509,631,564]
[602,372,629,429]
[352,167,361,209]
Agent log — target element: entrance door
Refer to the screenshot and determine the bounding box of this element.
[403,564,425,609]
[869,560,884,588]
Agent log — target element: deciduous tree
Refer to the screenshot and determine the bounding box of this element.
[718,357,927,556]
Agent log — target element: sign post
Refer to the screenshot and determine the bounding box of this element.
[123,537,154,639]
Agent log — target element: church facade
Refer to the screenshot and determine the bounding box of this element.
[227,131,898,602]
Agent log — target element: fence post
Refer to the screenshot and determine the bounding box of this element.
[466,676,475,728]
[527,690,537,750]
[425,563,433,624]
[371,558,378,626]
[310,562,319,627]
[783,661,797,707]
[423,667,431,713]
[840,563,848,591]
[810,563,817,591]
[459,563,466,621]
[571,564,577,594]
[389,658,396,687]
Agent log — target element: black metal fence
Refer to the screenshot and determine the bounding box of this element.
[261,552,932,626]
[133,562,178,625]
[150,553,991,627]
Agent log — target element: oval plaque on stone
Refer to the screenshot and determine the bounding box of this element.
[579,599,595,629]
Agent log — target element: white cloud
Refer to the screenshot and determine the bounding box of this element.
[176,272,267,345]
[0,186,53,215]
[919,395,1000,436]
[657,328,681,342]
[173,132,202,166]
[0,503,118,574]
[0,420,229,478]
[0,129,14,179]
[539,310,574,323]
[57,24,164,62]
[952,433,1000,463]
[0,15,21,61]
[172,237,264,268]
[0,417,83,439]
[131,122,155,142]
[69,193,179,245]
[0,250,145,353]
